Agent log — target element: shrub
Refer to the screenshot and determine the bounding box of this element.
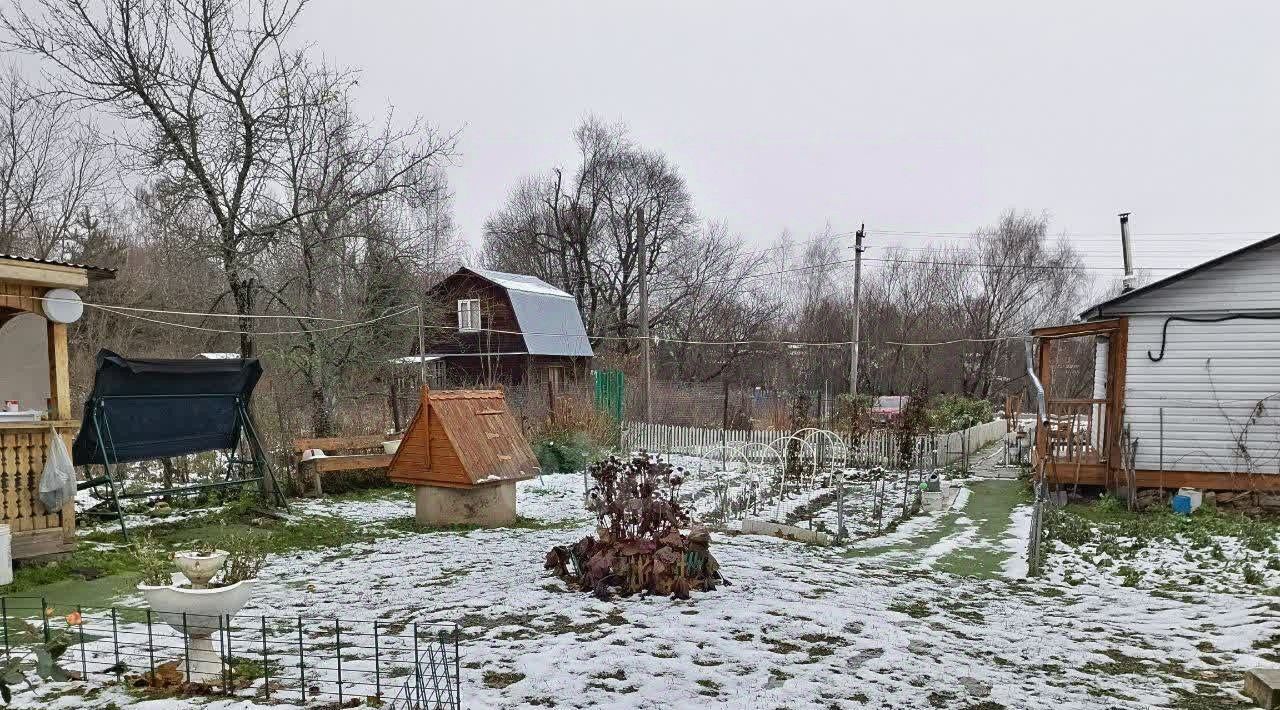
[536,391,616,447]
[221,531,269,584]
[534,431,597,474]
[834,393,875,439]
[896,387,932,467]
[928,395,994,432]
[132,535,173,586]
[528,390,614,475]
[1243,566,1264,586]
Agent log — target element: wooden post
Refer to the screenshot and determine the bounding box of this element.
[637,207,651,424]
[1035,337,1052,481]
[46,321,70,420]
[1106,319,1129,490]
[388,378,401,432]
[46,319,75,544]
[849,224,865,396]
[547,377,556,425]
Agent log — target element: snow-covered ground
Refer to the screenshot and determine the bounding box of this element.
[12,472,1280,710]
[669,453,925,539]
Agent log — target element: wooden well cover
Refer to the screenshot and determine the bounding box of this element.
[388,386,539,488]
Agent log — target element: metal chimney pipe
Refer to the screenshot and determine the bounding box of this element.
[1119,212,1135,292]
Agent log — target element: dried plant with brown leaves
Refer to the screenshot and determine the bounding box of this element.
[545,452,723,600]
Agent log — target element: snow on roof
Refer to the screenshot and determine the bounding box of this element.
[874,395,908,411]
[388,355,442,365]
[464,266,574,298]
[455,267,594,358]
[196,352,241,360]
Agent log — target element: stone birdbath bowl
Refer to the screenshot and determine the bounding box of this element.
[174,550,228,588]
[138,550,257,683]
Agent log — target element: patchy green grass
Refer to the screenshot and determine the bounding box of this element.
[1043,493,1280,592]
[483,670,526,689]
[380,515,574,535]
[933,479,1030,578]
[887,599,931,619]
[5,545,142,595]
[17,486,569,602]
[1055,495,1279,553]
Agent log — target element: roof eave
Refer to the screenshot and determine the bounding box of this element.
[1076,231,1280,320]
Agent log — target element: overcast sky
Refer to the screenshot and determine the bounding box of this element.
[298,1,1279,279]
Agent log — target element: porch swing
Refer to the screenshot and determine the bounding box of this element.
[71,350,288,542]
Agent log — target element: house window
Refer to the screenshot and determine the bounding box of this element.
[457,299,481,332]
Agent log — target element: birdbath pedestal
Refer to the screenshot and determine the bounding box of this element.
[139,550,256,683]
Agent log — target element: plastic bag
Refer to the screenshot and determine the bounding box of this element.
[39,430,77,511]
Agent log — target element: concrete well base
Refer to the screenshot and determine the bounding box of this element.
[415,482,517,526]
[1246,668,1280,709]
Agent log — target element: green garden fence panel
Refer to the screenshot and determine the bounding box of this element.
[592,370,624,445]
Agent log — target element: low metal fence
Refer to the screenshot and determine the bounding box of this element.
[0,596,460,709]
[623,419,1009,469]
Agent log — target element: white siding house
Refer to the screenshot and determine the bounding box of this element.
[1080,236,1280,481]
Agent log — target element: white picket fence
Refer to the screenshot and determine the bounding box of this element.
[622,418,1008,470]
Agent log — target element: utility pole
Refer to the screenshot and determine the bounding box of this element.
[417,304,426,386]
[849,224,866,396]
[637,206,651,423]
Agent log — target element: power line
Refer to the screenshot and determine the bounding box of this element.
[87,303,419,336]
[874,244,1217,257]
[862,256,1163,272]
[648,250,1168,297]
[31,294,349,321]
[869,227,1278,238]
[69,295,1030,349]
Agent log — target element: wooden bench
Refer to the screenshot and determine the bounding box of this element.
[291,435,400,496]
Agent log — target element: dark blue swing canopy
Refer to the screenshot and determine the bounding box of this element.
[72,349,263,465]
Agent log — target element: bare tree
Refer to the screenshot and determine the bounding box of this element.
[482,116,701,349]
[5,0,342,356]
[259,67,457,434]
[0,67,110,258]
[653,221,776,381]
[953,210,1087,397]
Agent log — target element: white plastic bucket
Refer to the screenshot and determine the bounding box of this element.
[382,440,401,455]
[0,524,12,586]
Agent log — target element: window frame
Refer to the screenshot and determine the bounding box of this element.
[456,298,481,332]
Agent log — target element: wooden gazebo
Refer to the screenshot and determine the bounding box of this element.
[0,254,114,559]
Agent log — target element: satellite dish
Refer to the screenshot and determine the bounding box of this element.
[42,288,84,324]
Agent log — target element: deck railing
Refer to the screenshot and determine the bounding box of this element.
[1043,398,1109,464]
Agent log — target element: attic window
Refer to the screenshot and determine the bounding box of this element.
[457,299,481,332]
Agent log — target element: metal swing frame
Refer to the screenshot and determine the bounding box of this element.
[78,392,288,542]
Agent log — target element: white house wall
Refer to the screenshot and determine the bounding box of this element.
[1103,241,1280,315]
[1124,314,1280,474]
